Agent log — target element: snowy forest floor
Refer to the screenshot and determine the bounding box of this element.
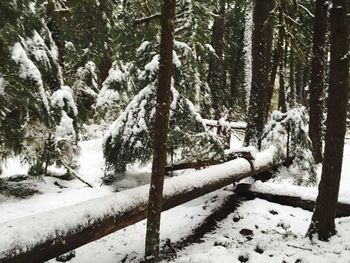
[1,129,350,263]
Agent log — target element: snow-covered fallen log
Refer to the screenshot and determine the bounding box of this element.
[0,147,278,263]
[235,183,350,217]
[165,149,255,172]
[202,119,247,130]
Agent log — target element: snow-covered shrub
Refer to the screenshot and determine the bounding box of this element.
[104,85,224,173]
[48,85,79,175]
[95,61,133,122]
[103,37,224,174]
[261,107,317,186]
[72,61,98,122]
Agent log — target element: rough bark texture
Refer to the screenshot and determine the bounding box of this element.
[265,2,284,119]
[308,0,349,241]
[295,57,303,104]
[278,38,287,113]
[244,0,275,149]
[230,27,245,100]
[98,49,113,86]
[208,0,226,119]
[289,45,296,107]
[309,0,328,164]
[144,1,176,261]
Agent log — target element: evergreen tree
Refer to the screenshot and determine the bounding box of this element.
[308,0,349,241]
[244,0,275,149]
[145,0,175,261]
[309,0,329,164]
[208,0,226,119]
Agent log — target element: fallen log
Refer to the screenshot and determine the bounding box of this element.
[0,147,279,263]
[165,151,254,173]
[235,183,350,217]
[202,119,247,130]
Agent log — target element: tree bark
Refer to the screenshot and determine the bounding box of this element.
[308,0,349,241]
[309,0,329,164]
[278,37,288,113]
[289,45,296,107]
[244,0,275,149]
[208,0,226,119]
[295,56,303,104]
[265,1,284,119]
[144,0,176,262]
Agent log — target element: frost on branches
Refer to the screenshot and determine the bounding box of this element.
[104,85,224,174]
[50,85,79,176]
[262,107,317,186]
[96,61,133,122]
[103,37,224,174]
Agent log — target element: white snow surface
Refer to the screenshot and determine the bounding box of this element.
[51,85,78,116]
[54,111,76,141]
[137,41,151,53]
[0,147,276,257]
[2,135,350,262]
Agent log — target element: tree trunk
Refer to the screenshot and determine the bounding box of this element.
[308,0,349,241]
[309,0,329,164]
[295,57,303,104]
[144,0,176,262]
[265,1,284,119]
[98,48,113,87]
[208,0,226,119]
[302,54,310,105]
[244,0,275,148]
[230,27,245,99]
[289,45,296,107]
[278,38,287,113]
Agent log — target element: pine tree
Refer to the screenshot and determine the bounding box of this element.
[309,0,329,164]
[308,0,349,240]
[208,0,226,119]
[145,0,175,261]
[244,0,275,149]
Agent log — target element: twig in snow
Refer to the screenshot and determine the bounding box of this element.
[287,244,312,251]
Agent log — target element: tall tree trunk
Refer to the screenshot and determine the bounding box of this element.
[244,0,275,148]
[98,48,113,87]
[289,45,296,107]
[265,1,284,119]
[302,54,310,106]
[295,57,303,104]
[307,0,349,241]
[208,0,226,119]
[278,38,287,113]
[230,27,245,99]
[144,0,176,261]
[309,0,329,164]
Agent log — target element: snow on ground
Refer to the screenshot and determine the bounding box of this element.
[47,188,233,263]
[1,131,350,262]
[0,137,151,222]
[171,199,350,263]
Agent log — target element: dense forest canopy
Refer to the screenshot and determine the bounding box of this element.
[0,0,320,175]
